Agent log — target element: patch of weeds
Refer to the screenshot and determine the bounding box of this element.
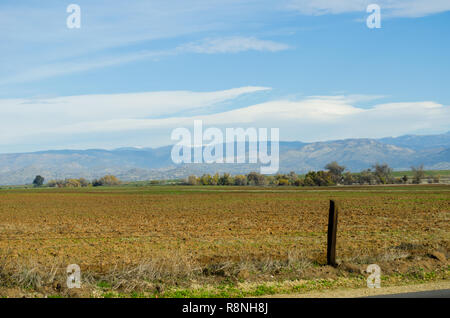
[164,289,193,298]
[317,279,334,288]
[130,291,145,298]
[97,281,112,289]
[292,284,308,292]
[252,284,277,296]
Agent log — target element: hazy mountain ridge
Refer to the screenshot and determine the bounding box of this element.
[377,131,450,150]
[0,132,449,185]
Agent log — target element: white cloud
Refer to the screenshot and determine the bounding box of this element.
[178,36,290,54]
[1,92,448,152]
[287,0,450,17]
[0,87,270,144]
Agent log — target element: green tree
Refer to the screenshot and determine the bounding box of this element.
[402,175,408,184]
[33,175,44,187]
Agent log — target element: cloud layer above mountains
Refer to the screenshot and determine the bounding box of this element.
[1,88,448,152]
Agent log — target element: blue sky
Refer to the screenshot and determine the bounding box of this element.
[0,0,449,153]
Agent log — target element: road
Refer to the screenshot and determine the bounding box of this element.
[368,289,450,298]
[263,281,450,298]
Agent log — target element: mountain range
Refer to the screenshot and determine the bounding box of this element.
[0,132,449,185]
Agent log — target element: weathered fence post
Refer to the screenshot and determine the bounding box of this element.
[327,200,338,267]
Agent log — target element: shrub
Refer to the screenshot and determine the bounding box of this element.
[357,169,375,185]
[303,171,334,186]
[64,179,81,187]
[186,175,198,185]
[93,175,121,186]
[47,178,90,188]
[342,172,354,185]
[211,173,220,185]
[219,173,233,185]
[234,175,247,186]
[47,179,62,187]
[247,172,266,186]
[199,174,212,185]
[78,178,90,187]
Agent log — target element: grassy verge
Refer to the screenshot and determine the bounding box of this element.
[93,266,449,298]
[2,256,446,298]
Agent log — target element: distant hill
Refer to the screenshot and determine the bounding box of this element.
[0,132,449,185]
[377,131,450,150]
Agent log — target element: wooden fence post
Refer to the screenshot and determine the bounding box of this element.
[327,200,338,267]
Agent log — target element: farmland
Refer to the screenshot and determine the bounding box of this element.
[0,184,449,297]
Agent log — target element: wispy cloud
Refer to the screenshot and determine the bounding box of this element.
[0,50,173,86]
[286,0,450,17]
[0,36,289,85]
[0,1,446,87]
[178,36,290,54]
[0,0,288,86]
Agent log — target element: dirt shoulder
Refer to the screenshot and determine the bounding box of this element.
[263,280,450,298]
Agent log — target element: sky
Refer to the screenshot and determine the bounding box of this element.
[0,0,449,153]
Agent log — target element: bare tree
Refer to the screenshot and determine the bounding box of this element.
[325,162,346,183]
[411,164,425,184]
[373,163,393,184]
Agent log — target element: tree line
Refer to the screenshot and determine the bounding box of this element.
[33,175,121,188]
[184,162,439,186]
[31,162,439,188]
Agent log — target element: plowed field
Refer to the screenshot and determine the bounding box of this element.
[1,185,448,273]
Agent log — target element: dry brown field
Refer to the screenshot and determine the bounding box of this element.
[0,184,448,297]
